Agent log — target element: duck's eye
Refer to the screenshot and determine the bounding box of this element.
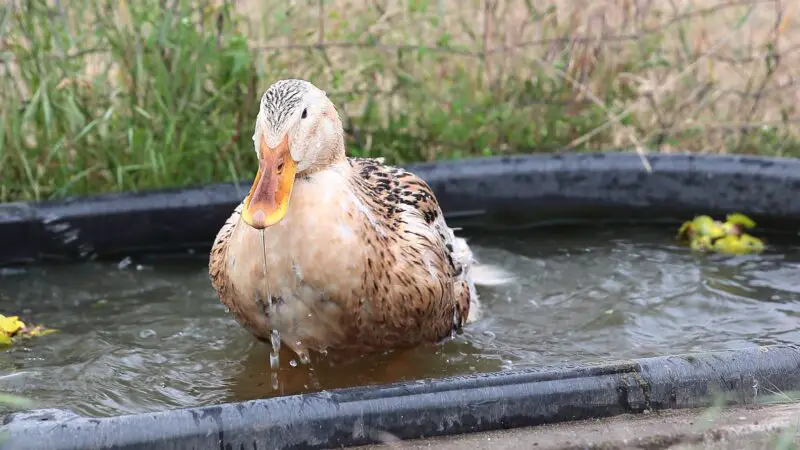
[301,108,308,119]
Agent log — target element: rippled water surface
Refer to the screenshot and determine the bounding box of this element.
[0,225,798,417]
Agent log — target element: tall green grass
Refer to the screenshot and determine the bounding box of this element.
[1,0,257,201]
[1,0,798,202]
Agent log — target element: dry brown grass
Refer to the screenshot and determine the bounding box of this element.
[234,0,799,155]
[1,0,798,201]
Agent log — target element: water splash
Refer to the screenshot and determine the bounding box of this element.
[270,372,279,391]
[41,214,61,225]
[260,229,281,390]
[138,329,156,339]
[118,257,133,270]
[270,329,281,366]
[451,305,460,338]
[269,329,281,390]
[297,350,310,365]
[307,366,322,390]
[0,268,27,277]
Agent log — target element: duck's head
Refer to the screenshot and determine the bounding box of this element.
[241,79,345,230]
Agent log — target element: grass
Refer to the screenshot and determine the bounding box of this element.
[1,0,799,202]
[695,384,799,450]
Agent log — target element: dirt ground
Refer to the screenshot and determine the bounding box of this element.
[354,402,800,450]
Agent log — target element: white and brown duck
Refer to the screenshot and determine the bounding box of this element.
[208,79,510,364]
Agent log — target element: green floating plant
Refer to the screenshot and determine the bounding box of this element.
[0,315,57,346]
[677,213,765,255]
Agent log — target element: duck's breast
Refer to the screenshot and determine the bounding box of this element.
[225,167,370,351]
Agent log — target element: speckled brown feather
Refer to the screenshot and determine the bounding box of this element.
[208,157,478,357]
[347,157,475,327]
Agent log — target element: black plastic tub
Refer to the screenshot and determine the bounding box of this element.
[1,151,799,450]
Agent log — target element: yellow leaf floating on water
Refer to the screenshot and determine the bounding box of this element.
[712,234,765,254]
[0,316,25,336]
[694,216,725,238]
[677,221,692,238]
[725,213,756,229]
[690,235,712,251]
[677,215,725,240]
[0,314,57,346]
[677,213,765,255]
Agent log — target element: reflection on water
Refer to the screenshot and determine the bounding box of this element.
[0,225,798,417]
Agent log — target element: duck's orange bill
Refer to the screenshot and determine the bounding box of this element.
[241,135,297,229]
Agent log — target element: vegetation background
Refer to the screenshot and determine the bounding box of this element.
[1,0,798,202]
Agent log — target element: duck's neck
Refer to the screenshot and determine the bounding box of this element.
[297,137,347,179]
[279,159,354,228]
[283,135,352,220]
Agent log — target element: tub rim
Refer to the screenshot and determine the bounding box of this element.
[2,151,800,266]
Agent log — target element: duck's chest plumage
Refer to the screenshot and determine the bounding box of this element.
[209,159,474,357]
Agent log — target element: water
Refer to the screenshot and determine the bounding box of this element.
[0,224,798,417]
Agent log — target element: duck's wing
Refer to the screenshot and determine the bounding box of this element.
[348,157,479,327]
[208,202,242,307]
[208,202,271,333]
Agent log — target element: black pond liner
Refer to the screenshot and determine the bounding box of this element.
[0,152,799,449]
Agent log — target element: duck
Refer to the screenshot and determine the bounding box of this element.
[208,79,510,364]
